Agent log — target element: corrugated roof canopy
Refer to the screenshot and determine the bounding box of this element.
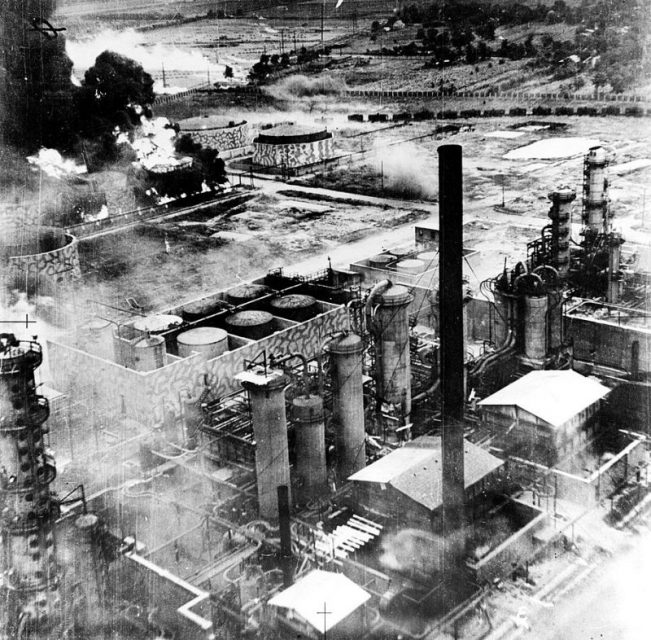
[348,436,503,511]
[268,570,370,633]
[478,370,610,427]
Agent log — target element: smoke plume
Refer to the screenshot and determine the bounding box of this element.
[375,142,438,200]
[1,0,77,150]
[66,29,245,92]
[380,529,444,576]
[267,74,346,100]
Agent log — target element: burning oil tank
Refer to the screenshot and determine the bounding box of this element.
[226,284,272,307]
[177,327,229,359]
[225,310,275,340]
[269,294,317,322]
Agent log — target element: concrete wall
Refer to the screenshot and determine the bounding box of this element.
[6,232,81,286]
[182,123,249,151]
[566,308,651,373]
[507,434,646,509]
[253,137,334,168]
[467,500,548,584]
[606,381,651,434]
[48,306,349,429]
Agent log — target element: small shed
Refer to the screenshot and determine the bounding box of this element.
[267,570,371,639]
[478,370,610,465]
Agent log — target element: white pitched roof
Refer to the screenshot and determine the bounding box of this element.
[478,370,610,427]
[348,437,503,511]
[347,446,432,483]
[268,570,370,633]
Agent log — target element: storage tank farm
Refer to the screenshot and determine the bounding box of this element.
[0,335,61,637]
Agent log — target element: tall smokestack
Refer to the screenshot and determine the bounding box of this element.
[277,485,293,587]
[438,145,465,539]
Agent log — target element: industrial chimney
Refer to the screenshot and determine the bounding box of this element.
[438,145,466,545]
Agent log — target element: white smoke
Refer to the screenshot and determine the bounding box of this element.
[380,529,443,575]
[373,141,438,200]
[65,29,248,92]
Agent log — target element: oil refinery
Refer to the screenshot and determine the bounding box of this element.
[1,136,649,640]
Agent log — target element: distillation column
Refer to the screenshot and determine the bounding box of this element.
[548,187,575,280]
[372,284,413,424]
[292,394,327,503]
[0,335,61,636]
[583,146,610,235]
[238,369,291,521]
[329,333,366,480]
[522,293,549,362]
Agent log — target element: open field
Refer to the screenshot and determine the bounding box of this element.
[70,108,651,321]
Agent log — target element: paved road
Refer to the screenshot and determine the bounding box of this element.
[526,530,651,640]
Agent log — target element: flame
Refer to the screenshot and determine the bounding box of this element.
[26,149,87,179]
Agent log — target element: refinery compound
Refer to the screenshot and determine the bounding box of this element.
[1,137,650,640]
[2,1,651,637]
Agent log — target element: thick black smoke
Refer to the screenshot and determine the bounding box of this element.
[1,0,77,151]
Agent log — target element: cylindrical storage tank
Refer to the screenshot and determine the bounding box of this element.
[132,314,183,335]
[373,284,413,421]
[396,259,426,276]
[225,310,274,340]
[492,289,515,347]
[369,254,394,269]
[181,298,227,322]
[292,394,327,503]
[523,295,548,360]
[329,333,366,479]
[269,294,317,322]
[417,251,438,271]
[177,327,229,359]
[80,317,114,361]
[226,284,271,307]
[132,335,167,371]
[240,370,291,520]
